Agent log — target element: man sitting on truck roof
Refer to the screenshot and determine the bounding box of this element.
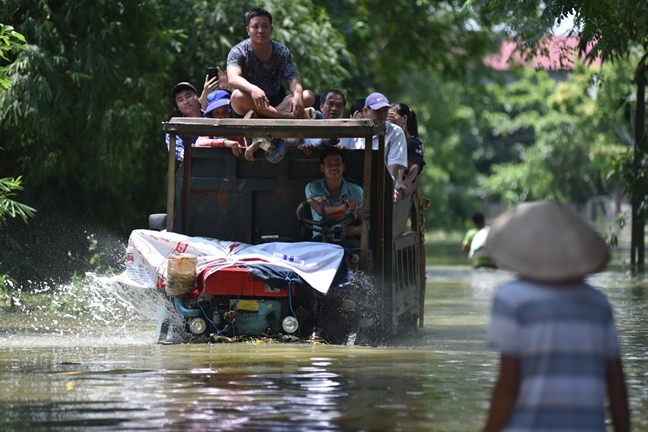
[226,8,315,120]
[305,147,363,241]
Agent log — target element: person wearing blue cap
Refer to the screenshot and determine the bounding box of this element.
[195,90,247,156]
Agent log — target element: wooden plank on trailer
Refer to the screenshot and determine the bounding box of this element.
[163,118,385,139]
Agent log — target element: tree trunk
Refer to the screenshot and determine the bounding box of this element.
[631,55,647,270]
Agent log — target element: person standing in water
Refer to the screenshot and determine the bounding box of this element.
[483,200,629,432]
[461,212,497,269]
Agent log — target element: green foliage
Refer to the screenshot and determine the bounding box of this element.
[404,45,636,224]
[471,0,648,59]
[1,1,176,233]
[0,177,36,227]
[470,1,648,248]
[0,24,26,90]
[609,146,648,211]
[594,53,648,202]
[479,62,624,205]
[314,0,500,96]
[0,25,34,230]
[0,25,36,290]
[391,68,466,228]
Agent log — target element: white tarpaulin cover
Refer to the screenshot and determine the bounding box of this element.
[116,229,345,294]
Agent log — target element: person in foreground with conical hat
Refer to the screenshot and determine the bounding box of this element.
[483,201,629,432]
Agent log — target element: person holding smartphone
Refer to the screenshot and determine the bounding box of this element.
[200,66,231,110]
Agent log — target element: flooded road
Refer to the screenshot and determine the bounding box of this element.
[0,265,646,431]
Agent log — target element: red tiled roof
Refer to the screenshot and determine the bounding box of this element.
[484,36,601,71]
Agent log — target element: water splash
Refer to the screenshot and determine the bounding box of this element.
[0,272,165,347]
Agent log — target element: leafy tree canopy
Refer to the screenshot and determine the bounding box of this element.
[0,24,25,89]
[471,0,648,61]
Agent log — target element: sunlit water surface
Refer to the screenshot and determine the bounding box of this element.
[0,266,646,431]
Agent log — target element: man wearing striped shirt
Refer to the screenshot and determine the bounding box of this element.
[483,201,629,432]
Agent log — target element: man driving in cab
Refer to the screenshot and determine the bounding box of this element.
[304,147,363,240]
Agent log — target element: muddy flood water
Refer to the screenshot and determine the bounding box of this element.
[0,260,646,431]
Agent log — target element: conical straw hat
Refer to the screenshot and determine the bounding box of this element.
[485,201,610,282]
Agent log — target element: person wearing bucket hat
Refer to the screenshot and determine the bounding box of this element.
[203,90,232,118]
[483,201,629,432]
[195,90,247,156]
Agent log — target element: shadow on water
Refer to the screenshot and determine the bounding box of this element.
[0,250,647,430]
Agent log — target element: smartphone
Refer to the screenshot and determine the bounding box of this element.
[207,67,219,80]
